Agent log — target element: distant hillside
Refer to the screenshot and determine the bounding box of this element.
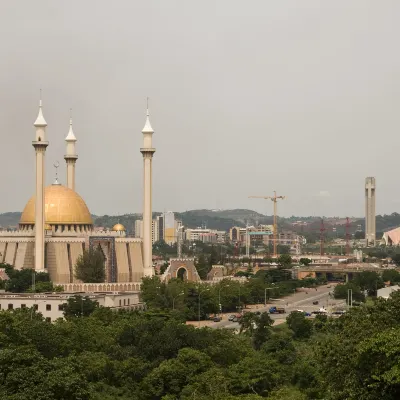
[0,212,21,227]
[2,210,400,234]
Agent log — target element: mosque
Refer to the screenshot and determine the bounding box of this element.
[0,100,155,291]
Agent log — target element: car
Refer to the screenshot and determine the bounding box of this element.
[228,314,236,321]
[213,316,222,322]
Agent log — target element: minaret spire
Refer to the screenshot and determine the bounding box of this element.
[64,108,78,191]
[32,94,49,272]
[140,98,156,277]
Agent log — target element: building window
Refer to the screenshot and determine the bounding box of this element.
[123,299,126,306]
[46,304,51,311]
[0,304,2,310]
[21,304,26,309]
[119,300,121,306]
[33,304,38,310]
[8,304,13,310]
[58,304,65,311]
[45,317,51,323]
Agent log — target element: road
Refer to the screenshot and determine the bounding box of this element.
[208,284,343,330]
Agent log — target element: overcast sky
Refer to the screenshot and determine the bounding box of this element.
[0,1,399,218]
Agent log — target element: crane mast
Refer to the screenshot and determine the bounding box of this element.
[249,191,285,258]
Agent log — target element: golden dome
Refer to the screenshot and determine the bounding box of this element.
[112,223,126,232]
[20,184,93,225]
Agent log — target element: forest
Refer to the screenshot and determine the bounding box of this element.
[1,290,400,399]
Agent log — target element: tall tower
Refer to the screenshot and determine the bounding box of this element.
[365,177,376,246]
[32,99,49,271]
[64,111,78,191]
[140,103,155,276]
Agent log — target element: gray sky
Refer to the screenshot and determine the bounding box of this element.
[0,1,399,218]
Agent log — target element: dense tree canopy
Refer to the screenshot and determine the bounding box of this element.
[1,288,400,398]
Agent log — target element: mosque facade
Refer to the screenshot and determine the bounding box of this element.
[0,100,155,289]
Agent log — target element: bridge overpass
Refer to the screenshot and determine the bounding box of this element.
[297,263,386,282]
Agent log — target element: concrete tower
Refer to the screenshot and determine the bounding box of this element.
[64,112,78,191]
[140,104,155,276]
[365,177,376,246]
[32,99,49,271]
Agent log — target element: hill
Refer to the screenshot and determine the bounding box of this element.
[2,210,400,234]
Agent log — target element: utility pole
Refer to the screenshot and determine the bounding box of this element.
[249,191,285,258]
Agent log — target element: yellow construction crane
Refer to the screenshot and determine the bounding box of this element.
[249,191,286,258]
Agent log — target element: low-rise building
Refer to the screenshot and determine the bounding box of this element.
[0,291,143,321]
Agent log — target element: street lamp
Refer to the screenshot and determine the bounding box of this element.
[347,289,353,308]
[264,287,274,307]
[172,292,184,310]
[218,285,230,315]
[198,288,210,327]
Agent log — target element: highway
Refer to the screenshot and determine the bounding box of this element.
[208,284,344,329]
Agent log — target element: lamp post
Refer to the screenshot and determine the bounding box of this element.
[198,288,210,327]
[347,289,353,308]
[264,287,274,307]
[172,292,184,310]
[218,284,230,315]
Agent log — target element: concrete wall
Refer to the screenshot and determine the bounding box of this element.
[69,243,83,283]
[115,242,130,282]
[47,242,71,283]
[4,242,17,265]
[129,242,144,282]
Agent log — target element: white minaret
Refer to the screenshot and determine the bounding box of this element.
[140,102,156,276]
[32,98,49,271]
[64,110,78,191]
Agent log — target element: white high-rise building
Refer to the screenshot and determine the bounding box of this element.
[135,219,159,244]
[134,220,143,239]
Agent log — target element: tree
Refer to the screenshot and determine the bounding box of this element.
[353,271,384,296]
[382,268,400,283]
[333,283,365,303]
[75,246,105,283]
[3,265,52,293]
[277,254,292,268]
[195,254,209,279]
[286,311,312,339]
[299,258,312,266]
[391,253,400,267]
[63,295,99,318]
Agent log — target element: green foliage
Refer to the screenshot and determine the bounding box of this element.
[333,282,365,303]
[63,295,99,319]
[3,288,400,399]
[1,264,52,293]
[382,268,400,283]
[286,312,313,339]
[277,254,292,268]
[74,246,105,283]
[299,258,312,266]
[353,271,384,296]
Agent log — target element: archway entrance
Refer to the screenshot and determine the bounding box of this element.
[177,267,187,281]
